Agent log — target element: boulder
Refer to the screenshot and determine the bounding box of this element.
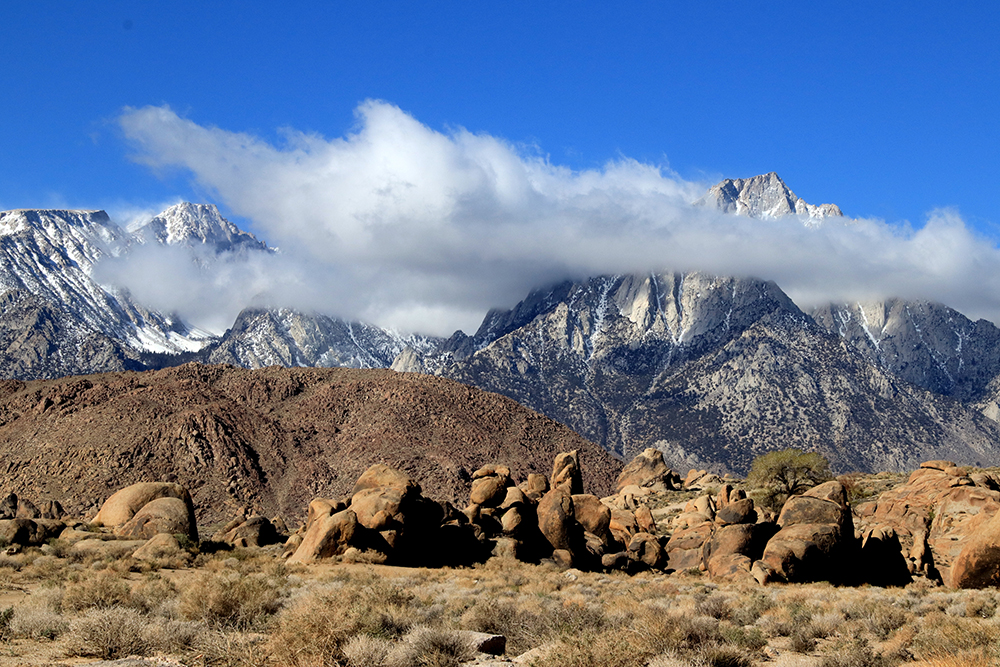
[38,500,64,520]
[856,464,1000,582]
[760,523,848,583]
[537,489,578,552]
[859,526,912,587]
[665,521,714,572]
[351,464,420,497]
[471,473,512,507]
[0,518,65,547]
[220,515,283,548]
[715,498,756,526]
[132,533,186,561]
[116,497,197,541]
[95,482,194,528]
[950,509,1000,588]
[703,523,776,580]
[15,498,40,519]
[627,532,665,569]
[289,509,365,564]
[571,494,611,543]
[760,481,855,584]
[634,505,656,534]
[551,450,583,495]
[609,509,639,544]
[500,487,529,510]
[519,474,549,501]
[616,448,678,493]
[306,498,346,529]
[0,493,16,519]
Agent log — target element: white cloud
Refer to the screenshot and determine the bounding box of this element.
[114,101,1000,335]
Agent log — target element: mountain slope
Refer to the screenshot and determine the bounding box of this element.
[811,300,1000,404]
[0,364,621,524]
[206,308,443,370]
[397,271,1000,474]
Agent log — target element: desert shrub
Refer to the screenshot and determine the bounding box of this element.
[268,580,416,666]
[754,608,794,637]
[681,614,722,647]
[343,633,394,667]
[141,617,204,653]
[820,638,893,667]
[790,627,817,653]
[9,588,68,640]
[719,623,767,650]
[646,655,690,667]
[461,597,541,655]
[728,592,773,626]
[0,606,13,641]
[384,626,476,667]
[130,574,178,614]
[747,448,832,510]
[910,612,1000,661]
[67,606,148,659]
[965,594,998,619]
[63,570,132,611]
[695,593,730,620]
[179,570,285,630]
[535,628,646,667]
[698,644,756,667]
[195,629,271,667]
[841,597,908,640]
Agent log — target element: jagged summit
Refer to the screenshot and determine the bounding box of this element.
[129,202,268,253]
[696,172,843,220]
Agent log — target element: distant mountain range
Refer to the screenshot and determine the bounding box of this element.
[4,176,1000,475]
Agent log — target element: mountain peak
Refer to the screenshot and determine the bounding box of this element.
[130,202,268,253]
[695,172,843,220]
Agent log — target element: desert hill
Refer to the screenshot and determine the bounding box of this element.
[0,363,621,526]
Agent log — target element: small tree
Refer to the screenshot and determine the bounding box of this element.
[747,448,832,511]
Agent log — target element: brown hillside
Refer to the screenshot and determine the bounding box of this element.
[0,363,620,527]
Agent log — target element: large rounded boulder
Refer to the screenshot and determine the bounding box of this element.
[116,496,198,541]
[760,480,855,583]
[95,482,194,529]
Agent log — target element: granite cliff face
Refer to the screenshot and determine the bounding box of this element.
[812,300,1000,403]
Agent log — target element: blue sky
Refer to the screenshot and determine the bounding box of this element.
[2,2,997,230]
[3,2,1000,334]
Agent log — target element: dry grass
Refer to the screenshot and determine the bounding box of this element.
[5,530,1000,666]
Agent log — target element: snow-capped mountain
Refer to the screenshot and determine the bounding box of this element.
[695,172,843,220]
[129,202,268,254]
[4,175,1000,475]
[0,208,211,369]
[205,308,442,370]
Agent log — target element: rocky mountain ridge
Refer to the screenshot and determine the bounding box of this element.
[396,271,1000,475]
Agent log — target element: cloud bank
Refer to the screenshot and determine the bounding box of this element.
[113,101,1000,336]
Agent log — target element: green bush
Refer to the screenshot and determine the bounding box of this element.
[748,448,832,510]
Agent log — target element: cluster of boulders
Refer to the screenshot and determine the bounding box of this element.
[287,448,681,572]
[856,460,1000,588]
[9,451,1000,591]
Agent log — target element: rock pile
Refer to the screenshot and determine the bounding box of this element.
[287,449,672,572]
[856,460,1000,588]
